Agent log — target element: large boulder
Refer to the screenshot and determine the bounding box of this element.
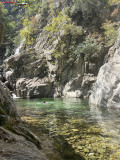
[0,127,48,160]
[89,30,120,107]
[16,78,54,98]
[4,51,54,98]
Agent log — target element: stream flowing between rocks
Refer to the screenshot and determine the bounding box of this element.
[15,98,120,160]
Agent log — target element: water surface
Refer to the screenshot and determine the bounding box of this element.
[15,98,120,160]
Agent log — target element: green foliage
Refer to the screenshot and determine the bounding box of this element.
[48,0,54,13]
[74,37,101,60]
[20,18,36,45]
[44,11,71,33]
[0,5,16,43]
[13,33,21,46]
[45,11,84,58]
[0,7,4,43]
[65,24,83,38]
[1,5,8,15]
[102,20,119,46]
[71,0,108,28]
[5,21,16,42]
[53,40,66,58]
[45,11,83,38]
[108,0,120,5]
[40,1,49,16]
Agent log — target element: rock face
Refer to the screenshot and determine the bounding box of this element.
[0,127,48,160]
[4,51,54,98]
[2,2,109,99]
[3,31,107,98]
[89,30,120,107]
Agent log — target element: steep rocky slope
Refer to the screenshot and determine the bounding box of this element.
[3,23,108,99]
[3,0,118,100]
[3,36,107,99]
[89,29,120,107]
[1,0,111,99]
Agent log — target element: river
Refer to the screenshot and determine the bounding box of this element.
[15,98,120,160]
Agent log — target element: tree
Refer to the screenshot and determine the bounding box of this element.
[109,0,120,4]
[102,20,119,46]
[44,11,71,35]
[71,0,109,28]
[20,16,38,45]
[0,6,4,44]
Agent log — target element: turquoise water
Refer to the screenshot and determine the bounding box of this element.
[15,98,120,160]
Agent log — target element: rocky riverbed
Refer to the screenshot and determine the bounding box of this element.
[15,98,120,160]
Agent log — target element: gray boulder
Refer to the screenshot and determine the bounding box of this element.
[16,78,54,98]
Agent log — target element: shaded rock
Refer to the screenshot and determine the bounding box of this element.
[0,115,6,125]
[0,127,48,160]
[12,125,42,150]
[0,81,17,119]
[0,74,3,81]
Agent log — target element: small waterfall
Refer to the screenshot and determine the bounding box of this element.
[12,93,20,99]
[15,39,25,55]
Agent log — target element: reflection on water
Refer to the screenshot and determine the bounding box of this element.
[15,98,120,160]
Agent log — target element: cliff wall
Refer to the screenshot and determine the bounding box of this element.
[90,29,120,107]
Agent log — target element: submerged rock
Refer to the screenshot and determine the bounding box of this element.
[89,30,120,107]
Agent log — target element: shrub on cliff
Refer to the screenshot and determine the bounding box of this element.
[71,0,109,28]
[44,11,83,38]
[74,37,102,61]
[44,11,71,34]
[102,20,119,46]
[0,5,15,44]
[109,0,120,5]
[20,16,38,45]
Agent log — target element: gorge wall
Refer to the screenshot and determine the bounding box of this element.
[3,8,109,99]
[90,29,120,108]
[1,0,118,101]
[3,31,107,99]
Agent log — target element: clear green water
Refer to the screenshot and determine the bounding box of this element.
[15,98,120,160]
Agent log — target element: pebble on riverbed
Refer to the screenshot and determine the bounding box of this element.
[21,115,120,160]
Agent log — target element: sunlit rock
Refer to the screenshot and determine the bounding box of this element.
[90,30,120,107]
